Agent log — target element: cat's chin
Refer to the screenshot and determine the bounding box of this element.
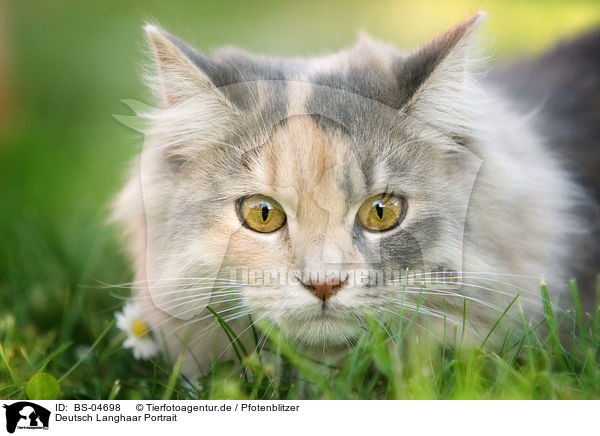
[275,313,362,347]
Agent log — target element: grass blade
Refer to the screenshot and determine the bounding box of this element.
[58,319,114,383]
[481,292,520,348]
[0,341,16,384]
[162,352,184,400]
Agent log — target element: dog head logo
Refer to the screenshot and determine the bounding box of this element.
[2,402,50,433]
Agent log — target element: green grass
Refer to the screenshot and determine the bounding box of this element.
[1,279,598,400]
[1,0,599,400]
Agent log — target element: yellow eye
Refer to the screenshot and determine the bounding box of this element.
[357,194,405,232]
[238,195,287,233]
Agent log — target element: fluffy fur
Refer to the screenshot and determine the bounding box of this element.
[112,12,598,377]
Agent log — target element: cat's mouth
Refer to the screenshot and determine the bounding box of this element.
[282,317,361,346]
[273,306,362,346]
[309,304,337,320]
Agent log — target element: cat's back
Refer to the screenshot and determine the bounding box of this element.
[489,30,600,201]
[489,30,600,305]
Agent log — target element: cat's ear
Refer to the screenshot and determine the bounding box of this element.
[397,12,485,130]
[144,23,235,107]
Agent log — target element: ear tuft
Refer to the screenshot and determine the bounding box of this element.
[397,11,487,134]
[143,23,226,107]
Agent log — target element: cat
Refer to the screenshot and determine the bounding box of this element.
[112,12,599,378]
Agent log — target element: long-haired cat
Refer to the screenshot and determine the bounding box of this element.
[113,12,599,378]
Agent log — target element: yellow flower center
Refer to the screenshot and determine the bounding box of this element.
[132,319,150,338]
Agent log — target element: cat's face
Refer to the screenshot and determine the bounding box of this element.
[216,109,470,345]
[137,82,481,347]
[117,14,489,347]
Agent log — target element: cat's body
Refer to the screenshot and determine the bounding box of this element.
[113,13,599,378]
[489,31,600,310]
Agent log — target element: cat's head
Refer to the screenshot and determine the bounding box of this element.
[115,13,488,346]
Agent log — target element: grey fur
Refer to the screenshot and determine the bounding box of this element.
[112,16,599,377]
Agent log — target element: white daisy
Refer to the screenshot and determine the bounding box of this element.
[115,301,159,360]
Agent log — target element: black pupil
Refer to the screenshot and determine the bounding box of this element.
[375,202,384,219]
[261,203,270,222]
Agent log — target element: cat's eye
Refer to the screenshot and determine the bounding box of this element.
[356,194,405,232]
[238,195,287,233]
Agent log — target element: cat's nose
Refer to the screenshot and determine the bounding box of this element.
[301,277,345,302]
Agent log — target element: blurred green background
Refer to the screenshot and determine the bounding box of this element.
[0,0,598,397]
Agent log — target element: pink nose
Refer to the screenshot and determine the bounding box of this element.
[302,277,343,302]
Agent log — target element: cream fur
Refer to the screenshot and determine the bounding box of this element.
[112,15,589,378]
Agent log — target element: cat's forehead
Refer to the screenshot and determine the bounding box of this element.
[214,35,406,109]
[250,114,367,214]
[211,77,446,216]
[230,81,398,206]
